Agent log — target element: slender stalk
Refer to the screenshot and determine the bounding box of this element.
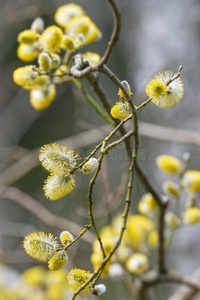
[71,77,114,125]
[100,63,167,274]
[70,97,138,299]
[136,98,151,110]
[56,224,92,252]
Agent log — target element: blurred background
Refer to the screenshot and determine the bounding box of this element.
[0,0,200,299]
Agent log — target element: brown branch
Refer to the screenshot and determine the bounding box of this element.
[99,64,168,275]
[0,221,37,237]
[70,96,138,299]
[0,251,39,264]
[167,266,200,300]
[85,69,133,155]
[138,122,200,146]
[70,0,121,78]
[140,270,200,297]
[86,72,113,115]
[0,187,94,244]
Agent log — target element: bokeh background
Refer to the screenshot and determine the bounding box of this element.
[0,0,200,299]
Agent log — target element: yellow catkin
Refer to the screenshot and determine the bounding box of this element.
[182,170,200,193]
[110,101,130,119]
[156,155,182,175]
[23,232,57,262]
[54,4,85,28]
[82,52,100,65]
[81,158,98,174]
[182,207,200,225]
[13,66,50,90]
[60,231,74,246]
[17,43,39,62]
[126,253,149,275]
[39,143,76,175]
[67,269,93,293]
[44,174,76,200]
[62,36,75,50]
[39,26,63,53]
[146,70,184,108]
[65,16,102,44]
[30,84,56,110]
[17,30,37,45]
[48,250,68,271]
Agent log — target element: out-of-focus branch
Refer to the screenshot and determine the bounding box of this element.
[1,122,200,187]
[0,251,39,264]
[0,187,94,244]
[168,266,200,300]
[138,122,200,146]
[140,270,200,298]
[0,221,37,237]
[0,124,111,186]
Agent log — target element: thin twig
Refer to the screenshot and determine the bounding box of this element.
[167,266,200,300]
[99,63,167,274]
[70,95,138,299]
[56,224,92,252]
[71,77,114,125]
[70,0,121,78]
[86,72,113,115]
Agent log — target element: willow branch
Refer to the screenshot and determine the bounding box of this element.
[99,63,168,275]
[86,72,113,118]
[70,0,120,78]
[71,102,138,299]
[71,77,114,125]
[168,266,200,300]
[56,224,92,252]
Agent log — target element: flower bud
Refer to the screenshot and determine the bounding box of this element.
[48,250,68,271]
[50,53,61,69]
[108,263,124,278]
[92,284,107,296]
[182,207,200,225]
[31,17,44,34]
[185,195,196,209]
[18,30,37,45]
[165,212,180,228]
[156,155,182,175]
[82,52,100,66]
[182,170,200,193]
[81,158,98,174]
[162,181,180,198]
[74,34,85,49]
[118,80,133,100]
[38,52,52,73]
[60,231,74,246]
[110,101,130,119]
[30,84,56,110]
[63,36,75,51]
[138,193,158,216]
[126,253,149,275]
